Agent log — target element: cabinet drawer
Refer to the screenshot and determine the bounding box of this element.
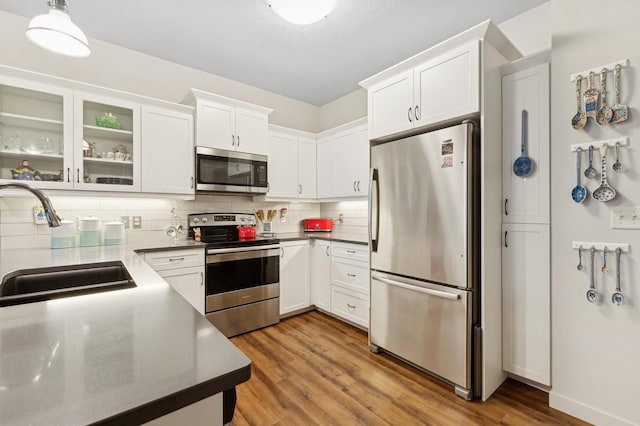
[331,242,369,263]
[144,248,205,271]
[331,258,369,295]
[331,286,369,328]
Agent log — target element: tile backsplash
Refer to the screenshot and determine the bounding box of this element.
[0,194,368,250]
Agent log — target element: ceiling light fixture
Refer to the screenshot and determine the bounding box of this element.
[266,0,336,25]
[26,0,90,57]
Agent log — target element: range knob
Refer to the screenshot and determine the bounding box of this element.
[192,217,200,224]
[201,217,208,223]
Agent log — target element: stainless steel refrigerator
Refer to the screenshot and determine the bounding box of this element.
[369,121,480,400]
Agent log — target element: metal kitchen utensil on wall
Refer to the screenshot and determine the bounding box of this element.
[571,148,587,203]
[512,109,533,178]
[592,144,616,202]
[571,75,587,129]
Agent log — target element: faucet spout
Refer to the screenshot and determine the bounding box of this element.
[0,182,61,227]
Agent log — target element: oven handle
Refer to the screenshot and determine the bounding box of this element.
[207,246,281,264]
[207,244,280,255]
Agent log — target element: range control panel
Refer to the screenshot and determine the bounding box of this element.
[188,213,256,227]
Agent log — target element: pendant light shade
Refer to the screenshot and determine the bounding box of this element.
[26,0,90,58]
[266,0,336,25]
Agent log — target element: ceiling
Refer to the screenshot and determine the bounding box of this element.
[0,0,546,106]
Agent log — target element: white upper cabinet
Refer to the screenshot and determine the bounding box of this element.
[73,92,141,192]
[261,126,316,200]
[364,40,480,141]
[0,74,74,190]
[316,118,368,199]
[502,63,550,224]
[141,105,194,195]
[185,89,272,156]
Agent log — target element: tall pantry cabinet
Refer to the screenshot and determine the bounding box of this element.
[501,55,551,386]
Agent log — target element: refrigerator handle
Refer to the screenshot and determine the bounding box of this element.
[369,167,380,252]
[372,273,460,300]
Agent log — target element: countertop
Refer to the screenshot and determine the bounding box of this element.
[276,232,368,245]
[0,242,250,425]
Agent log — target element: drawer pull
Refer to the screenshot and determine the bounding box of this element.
[168,257,185,262]
[347,273,357,278]
[347,304,356,311]
[346,250,356,254]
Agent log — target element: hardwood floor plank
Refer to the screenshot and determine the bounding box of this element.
[230,311,588,426]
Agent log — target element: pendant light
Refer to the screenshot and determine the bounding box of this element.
[26,0,90,57]
[266,0,336,25]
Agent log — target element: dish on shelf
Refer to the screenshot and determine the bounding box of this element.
[95,113,122,130]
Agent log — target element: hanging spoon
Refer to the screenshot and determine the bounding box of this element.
[513,110,533,177]
[612,247,624,305]
[595,68,613,125]
[592,145,616,202]
[571,148,587,203]
[601,248,609,273]
[586,247,599,303]
[611,64,628,124]
[576,246,583,271]
[612,142,622,173]
[584,145,598,179]
[571,75,587,129]
[583,71,599,118]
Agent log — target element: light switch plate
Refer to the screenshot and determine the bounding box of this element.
[610,206,640,229]
[120,216,130,229]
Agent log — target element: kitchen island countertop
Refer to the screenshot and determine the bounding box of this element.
[0,243,250,425]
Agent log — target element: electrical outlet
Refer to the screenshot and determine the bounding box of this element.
[132,216,142,229]
[610,206,640,229]
[338,213,344,224]
[120,216,130,229]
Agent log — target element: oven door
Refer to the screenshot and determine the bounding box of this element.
[196,146,268,194]
[206,245,279,312]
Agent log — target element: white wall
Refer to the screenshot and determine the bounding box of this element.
[549,1,640,424]
[497,2,551,56]
[0,10,320,133]
[317,89,368,132]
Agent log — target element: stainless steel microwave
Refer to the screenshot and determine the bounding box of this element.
[195,146,268,195]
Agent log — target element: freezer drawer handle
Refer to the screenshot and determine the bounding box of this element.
[372,274,460,300]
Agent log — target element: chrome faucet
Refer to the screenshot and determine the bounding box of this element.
[0,182,61,227]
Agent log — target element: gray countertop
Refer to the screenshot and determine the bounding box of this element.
[276,232,368,245]
[0,243,250,425]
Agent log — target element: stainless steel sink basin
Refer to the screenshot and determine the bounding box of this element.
[0,261,136,307]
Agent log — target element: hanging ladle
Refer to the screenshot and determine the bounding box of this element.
[571,148,587,203]
[612,247,624,305]
[586,246,599,303]
[584,145,597,179]
[592,144,616,202]
[513,109,533,177]
[613,142,623,173]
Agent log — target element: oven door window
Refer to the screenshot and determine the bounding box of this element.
[206,254,278,295]
[197,155,266,187]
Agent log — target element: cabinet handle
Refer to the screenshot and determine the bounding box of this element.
[504,231,508,248]
[347,304,356,311]
[347,273,357,278]
[76,168,80,183]
[408,107,413,123]
[353,181,357,192]
[325,246,330,256]
[191,177,194,189]
[232,135,235,146]
[347,250,356,254]
[357,181,361,191]
[168,257,185,263]
[280,247,284,258]
[67,167,71,183]
[415,105,421,120]
[504,198,508,216]
[199,271,204,286]
[299,184,302,194]
[237,135,240,147]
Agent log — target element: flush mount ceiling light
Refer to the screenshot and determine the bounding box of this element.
[26,0,90,57]
[266,0,337,25]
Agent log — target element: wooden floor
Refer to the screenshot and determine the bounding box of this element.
[230,311,586,426]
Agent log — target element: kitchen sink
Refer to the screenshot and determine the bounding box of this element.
[0,261,136,307]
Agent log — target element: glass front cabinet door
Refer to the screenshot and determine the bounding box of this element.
[0,75,74,189]
[73,92,141,191]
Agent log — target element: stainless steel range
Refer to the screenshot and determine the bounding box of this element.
[188,213,280,337]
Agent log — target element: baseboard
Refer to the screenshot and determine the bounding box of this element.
[550,391,636,426]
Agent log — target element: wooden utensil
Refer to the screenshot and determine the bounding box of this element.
[571,75,587,129]
[583,71,599,118]
[512,110,534,177]
[611,64,628,124]
[595,68,613,125]
[592,145,616,202]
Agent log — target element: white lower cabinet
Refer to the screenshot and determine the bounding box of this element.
[501,223,550,385]
[310,239,331,311]
[144,248,205,314]
[330,242,370,328]
[279,241,311,315]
